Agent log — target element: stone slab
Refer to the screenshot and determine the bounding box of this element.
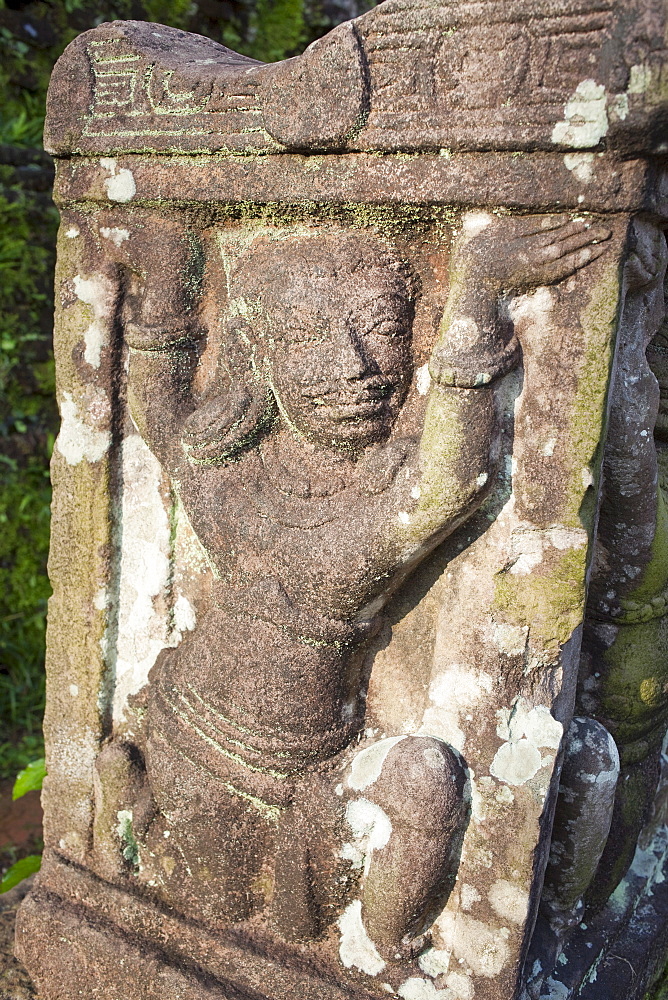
[52,153,668,214]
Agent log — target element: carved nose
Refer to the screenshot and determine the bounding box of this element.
[334,325,375,380]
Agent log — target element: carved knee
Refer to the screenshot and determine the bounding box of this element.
[343,735,468,960]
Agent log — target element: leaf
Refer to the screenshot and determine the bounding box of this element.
[0,854,41,894]
[12,757,45,800]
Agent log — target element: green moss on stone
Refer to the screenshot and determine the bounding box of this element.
[494,547,587,654]
[565,263,622,526]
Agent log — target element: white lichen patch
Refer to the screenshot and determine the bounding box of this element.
[497,701,563,749]
[99,226,130,247]
[492,621,529,657]
[348,736,406,791]
[628,64,652,95]
[398,977,450,999]
[509,286,554,334]
[340,841,365,870]
[443,972,474,1000]
[65,227,79,238]
[100,157,137,203]
[343,797,392,876]
[608,93,629,122]
[496,784,514,805]
[338,900,386,976]
[73,272,116,368]
[507,524,587,577]
[111,434,195,721]
[488,879,529,925]
[542,977,571,999]
[546,526,588,552]
[116,809,140,866]
[93,588,108,611]
[416,363,432,395]
[447,912,511,978]
[418,947,452,977]
[552,80,608,148]
[491,700,563,785]
[462,210,493,239]
[173,594,196,633]
[421,664,494,752]
[56,390,111,465]
[563,152,595,183]
[470,774,490,824]
[460,884,482,910]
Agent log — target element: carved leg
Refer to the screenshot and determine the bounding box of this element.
[269,734,468,962]
[141,724,278,925]
[524,718,619,998]
[270,770,353,942]
[584,746,662,914]
[541,717,619,931]
[92,739,155,882]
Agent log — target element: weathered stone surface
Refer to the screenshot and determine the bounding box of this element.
[17,1,668,998]
[44,1,668,157]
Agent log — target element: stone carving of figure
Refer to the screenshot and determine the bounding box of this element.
[95,213,610,965]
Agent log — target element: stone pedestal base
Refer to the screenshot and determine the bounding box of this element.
[15,854,381,1000]
[17,836,668,1000]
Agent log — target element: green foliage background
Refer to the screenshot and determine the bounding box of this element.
[0,0,374,780]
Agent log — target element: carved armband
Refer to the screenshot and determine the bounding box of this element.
[124,320,203,352]
[429,334,521,389]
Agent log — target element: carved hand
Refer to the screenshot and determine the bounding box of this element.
[458,214,611,293]
[429,214,611,389]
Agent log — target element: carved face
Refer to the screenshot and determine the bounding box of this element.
[263,259,413,450]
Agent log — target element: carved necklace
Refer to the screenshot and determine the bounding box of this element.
[242,432,411,528]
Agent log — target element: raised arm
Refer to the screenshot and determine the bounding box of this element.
[120,213,205,477]
[407,213,610,540]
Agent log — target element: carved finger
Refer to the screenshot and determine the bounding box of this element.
[540,242,609,284]
[543,219,589,243]
[544,220,607,245]
[507,214,571,238]
[547,227,611,259]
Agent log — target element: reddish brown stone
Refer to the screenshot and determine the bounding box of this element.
[18,1,668,998]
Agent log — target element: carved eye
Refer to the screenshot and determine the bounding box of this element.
[286,325,328,346]
[365,319,404,339]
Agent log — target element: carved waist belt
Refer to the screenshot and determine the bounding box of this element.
[148,676,359,804]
